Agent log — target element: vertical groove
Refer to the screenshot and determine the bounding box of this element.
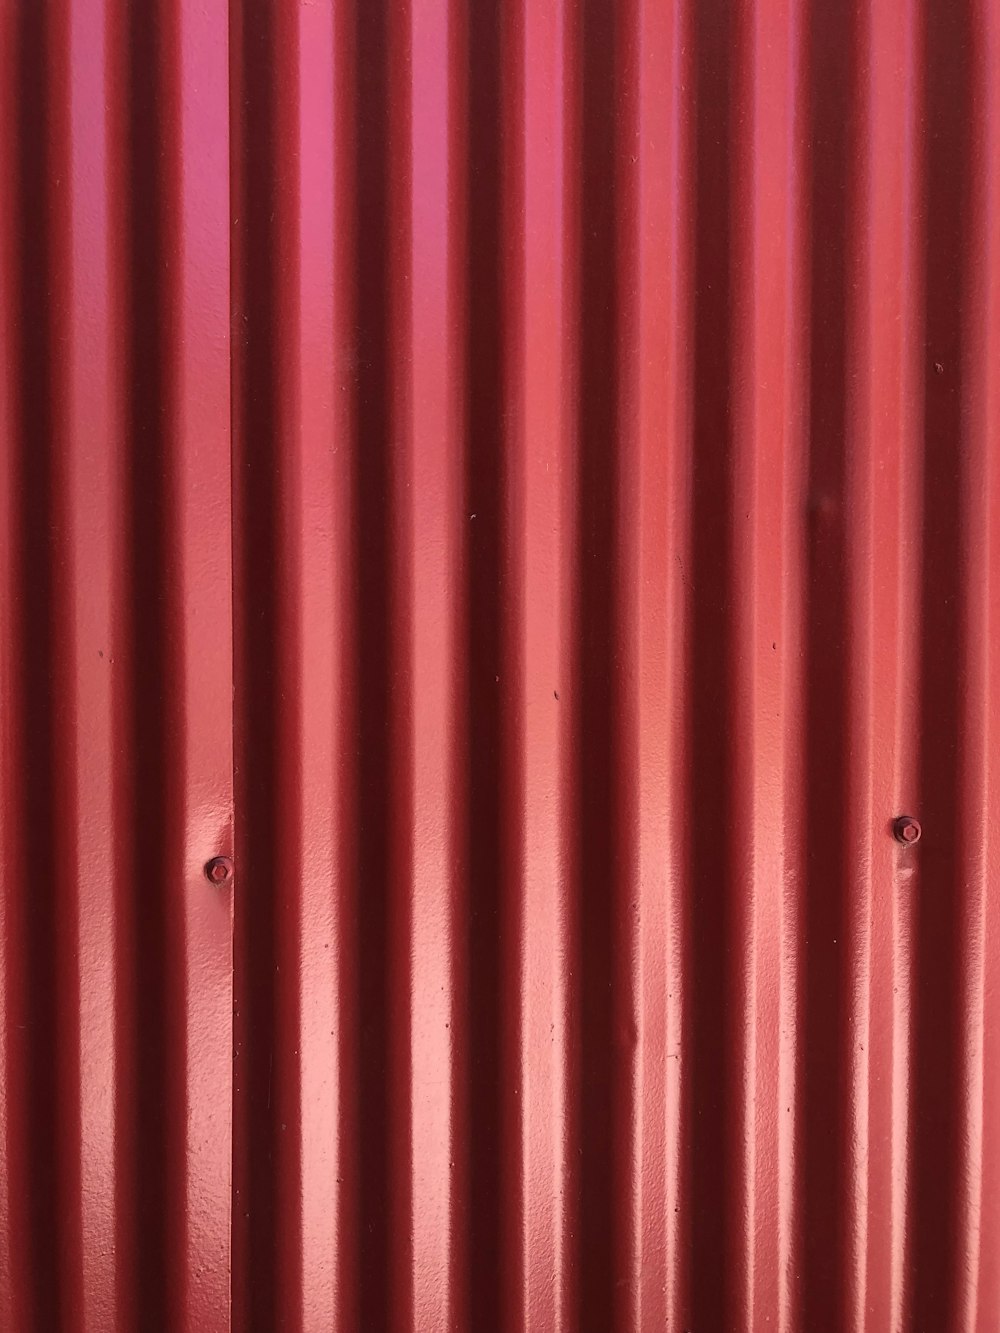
[908,0,973,1326]
[0,3,15,1319]
[230,0,301,1326]
[68,0,120,1325]
[970,3,1000,1325]
[351,0,414,1325]
[496,4,526,1325]
[729,0,756,1320]
[573,0,628,1325]
[230,0,280,1321]
[352,46,395,1308]
[956,0,994,1309]
[9,4,79,1328]
[118,0,187,1318]
[229,0,279,1319]
[464,2,508,1327]
[514,1,576,1326]
[610,4,642,1326]
[330,3,360,1324]
[799,0,858,1323]
[353,0,393,1313]
[842,0,892,1322]
[686,0,737,1325]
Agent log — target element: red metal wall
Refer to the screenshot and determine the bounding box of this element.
[2,0,1000,1329]
[0,0,233,1328]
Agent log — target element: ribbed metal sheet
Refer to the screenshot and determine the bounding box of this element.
[0,1,233,1327]
[3,0,1000,1329]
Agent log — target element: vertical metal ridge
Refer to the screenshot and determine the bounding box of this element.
[734,3,807,1330]
[729,0,765,1319]
[513,2,576,1325]
[104,9,137,1317]
[842,0,906,1323]
[68,0,120,1325]
[288,0,346,1326]
[630,1,692,1327]
[408,0,467,1325]
[611,0,643,1323]
[174,0,233,1325]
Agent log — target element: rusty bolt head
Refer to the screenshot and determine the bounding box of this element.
[205,856,234,884]
[892,816,921,846]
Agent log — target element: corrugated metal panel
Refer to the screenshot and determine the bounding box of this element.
[2,0,1000,1329]
[0,0,233,1327]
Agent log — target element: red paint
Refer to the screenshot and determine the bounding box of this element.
[1,0,232,1328]
[893,817,922,846]
[2,0,999,1328]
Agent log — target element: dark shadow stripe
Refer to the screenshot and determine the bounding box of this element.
[464,0,507,1326]
[12,5,64,1326]
[573,0,624,1327]
[798,0,856,1325]
[230,0,284,1327]
[686,0,737,1325]
[353,0,395,1324]
[907,0,972,1325]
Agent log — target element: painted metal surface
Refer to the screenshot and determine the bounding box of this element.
[0,0,233,1328]
[2,0,1000,1329]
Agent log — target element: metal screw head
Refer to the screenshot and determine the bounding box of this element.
[893,816,921,846]
[205,856,234,884]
